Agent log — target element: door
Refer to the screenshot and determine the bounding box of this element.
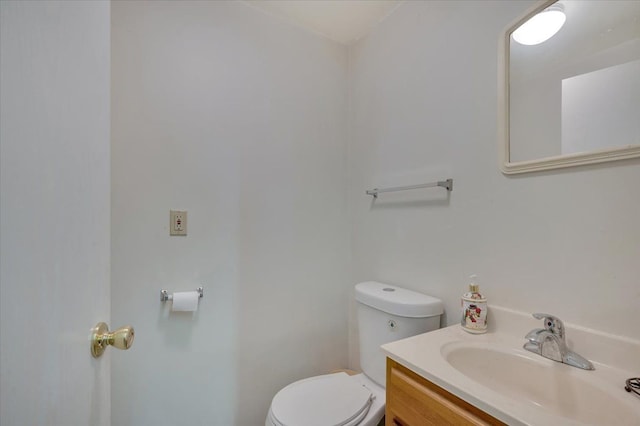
[0,2,111,424]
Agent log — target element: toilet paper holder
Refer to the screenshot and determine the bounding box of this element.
[160,287,203,302]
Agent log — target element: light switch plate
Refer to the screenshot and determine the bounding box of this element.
[170,210,187,236]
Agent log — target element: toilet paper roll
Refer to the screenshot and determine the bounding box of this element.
[171,291,200,312]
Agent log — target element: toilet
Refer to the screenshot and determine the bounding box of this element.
[265,281,443,426]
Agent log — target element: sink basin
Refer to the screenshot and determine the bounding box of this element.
[441,342,637,425]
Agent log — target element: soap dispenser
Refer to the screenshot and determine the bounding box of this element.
[461,274,487,334]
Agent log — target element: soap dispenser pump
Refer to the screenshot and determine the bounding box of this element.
[461,274,487,334]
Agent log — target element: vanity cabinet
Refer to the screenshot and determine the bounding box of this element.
[386,358,505,426]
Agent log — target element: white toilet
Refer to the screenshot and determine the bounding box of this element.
[265,281,443,426]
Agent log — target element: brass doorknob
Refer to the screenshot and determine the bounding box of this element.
[91,322,134,358]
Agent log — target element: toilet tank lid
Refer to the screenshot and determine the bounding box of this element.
[355,281,443,318]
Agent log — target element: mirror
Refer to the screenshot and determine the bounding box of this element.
[499,0,640,174]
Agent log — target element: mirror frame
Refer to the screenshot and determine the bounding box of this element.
[498,0,640,174]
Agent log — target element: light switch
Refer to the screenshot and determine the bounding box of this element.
[170,210,187,236]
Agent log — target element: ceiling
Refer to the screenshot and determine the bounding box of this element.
[243,0,403,45]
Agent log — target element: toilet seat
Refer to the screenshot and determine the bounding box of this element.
[269,372,374,426]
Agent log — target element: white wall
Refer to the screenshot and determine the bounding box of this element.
[0,2,111,425]
[348,0,640,368]
[110,2,349,425]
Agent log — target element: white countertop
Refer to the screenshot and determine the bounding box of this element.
[382,306,640,426]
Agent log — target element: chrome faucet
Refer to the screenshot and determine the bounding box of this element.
[524,313,594,370]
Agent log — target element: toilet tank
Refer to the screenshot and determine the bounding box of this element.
[355,281,443,387]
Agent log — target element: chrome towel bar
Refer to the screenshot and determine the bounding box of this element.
[366,178,453,198]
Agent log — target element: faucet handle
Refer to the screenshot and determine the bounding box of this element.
[532,313,565,340]
[525,328,545,342]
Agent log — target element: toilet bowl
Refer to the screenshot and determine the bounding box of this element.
[265,281,443,426]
